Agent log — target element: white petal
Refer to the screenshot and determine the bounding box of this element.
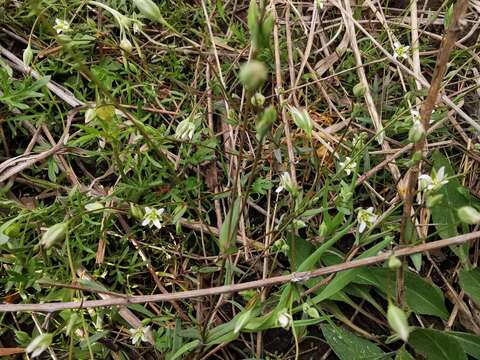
[153,219,162,229]
[359,222,367,233]
[366,207,374,213]
[436,166,445,180]
[276,186,284,193]
[144,207,152,214]
[157,208,165,215]
[141,219,149,226]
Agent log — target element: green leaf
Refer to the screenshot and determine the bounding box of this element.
[430,151,469,240]
[166,339,200,360]
[321,323,385,360]
[449,331,480,359]
[355,268,449,319]
[218,197,240,254]
[409,328,466,360]
[395,346,415,360]
[310,236,391,303]
[459,268,480,305]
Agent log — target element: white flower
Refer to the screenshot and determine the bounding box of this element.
[175,118,196,141]
[276,171,297,194]
[128,326,151,345]
[26,333,53,358]
[411,110,420,121]
[277,310,292,329]
[141,207,165,229]
[54,19,70,34]
[338,156,356,176]
[357,207,377,233]
[393,41,410,60]
[418,166,448,192]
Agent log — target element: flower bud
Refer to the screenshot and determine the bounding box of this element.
[288,106,313,139]
[239,60,267,90]
[130,203,144,220]
[277,310,292,329]
[255,105,276,140]
[26,333,53,358]
[388,255,402,270]
[120,38,133,52]
[251,92,265,107]
[133,0,162,22]
[175,118,196,141]
[352,83,366,97]
[302,303,320,319]
[387,303,410,341]
[458,206,480,224]
[40,222,68,248]
[408,120,425,143]
[23,44,33,67]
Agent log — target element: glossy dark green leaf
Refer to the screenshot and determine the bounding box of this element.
[449,331,480,359]
[355,268,448,319]
[409,328,466,360]
[459,268,480,305]
[321,323,385,360]
[395,346,415,360]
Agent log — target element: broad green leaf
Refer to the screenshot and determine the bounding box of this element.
[395,346,415,360]
[449,331,480,359]
[310,237,391,303]
[287,234,314,271]
[321,323,385,360]
[355,268,449,319]
[459,268,480,305]
[430,151,469,241]
[409,328,466,360]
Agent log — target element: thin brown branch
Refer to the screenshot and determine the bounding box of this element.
[2,230,480,313]
[397,0,470,305]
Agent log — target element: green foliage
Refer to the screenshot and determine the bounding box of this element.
[0,1,478,359]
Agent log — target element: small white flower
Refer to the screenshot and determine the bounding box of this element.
[26,333,53,358]
[276,171,297,194]
[418,166,448,192]
[411,110,420,121]
[357,207,378,233]
[277,310,292,329]
[338,156,356,176]
[141,207,165,229]
[128,326,151,345]
[54,19,70,34]
[393,41,410,60]
[175,118,196,141]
